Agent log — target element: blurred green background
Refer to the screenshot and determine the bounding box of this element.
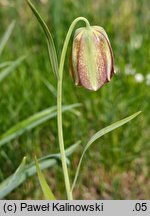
[0,0,150,199]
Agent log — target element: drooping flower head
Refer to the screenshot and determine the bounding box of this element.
[70,26,115,91]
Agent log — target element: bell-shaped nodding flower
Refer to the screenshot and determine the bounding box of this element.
[70,26,115,91]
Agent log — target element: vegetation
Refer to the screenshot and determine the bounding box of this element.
[0,0,149,199]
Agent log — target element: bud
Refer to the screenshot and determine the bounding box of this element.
[70,26,115,91]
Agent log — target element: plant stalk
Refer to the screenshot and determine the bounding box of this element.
[57,17,90,200]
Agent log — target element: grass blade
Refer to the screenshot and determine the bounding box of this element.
[0,157,27,198]
[27,0,59,79]
[0,142,80,199]
[0,56,26,82]
[71,111,142,191]
[0,103,81,147]
[36,140,81,163]
[42,78,57,97]
[11,157,27,180]
[0,21,15,56]
[0,61,12,69]
[35,157,56,200]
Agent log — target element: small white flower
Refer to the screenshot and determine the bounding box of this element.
[134,73,144,83]
[130,35,143,50]
[146,73,150,86]
[125,64,136,75]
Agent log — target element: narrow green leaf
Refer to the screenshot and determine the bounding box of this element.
[72,111,142,191]
[42,78,57,97]
[0,142,80,199]
[0,103,81,147]
[0,21,15,56]
[0,56,26,82]
[11,157,27,180]
[0,157,27,198]
[27,0,59,79]
[0,61,12,69]
[36,140,81,163]
[35,157,56,200]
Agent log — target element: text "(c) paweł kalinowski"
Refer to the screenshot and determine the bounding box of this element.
[20,202,104,212]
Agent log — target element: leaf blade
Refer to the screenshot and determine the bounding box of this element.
[27,0,59,79]
[0,61,12,69]
[0,56,26,82]
[35,157,56,200]
[0,157,27,198]
[0,21,15,56]
[0,103,81,147]
[71,111,142,191]
[0,142,80,199]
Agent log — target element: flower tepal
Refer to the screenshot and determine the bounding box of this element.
[70,25,115,91]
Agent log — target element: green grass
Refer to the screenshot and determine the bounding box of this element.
[0,0,149,199]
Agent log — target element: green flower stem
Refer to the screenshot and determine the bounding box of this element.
[57,17,90,200]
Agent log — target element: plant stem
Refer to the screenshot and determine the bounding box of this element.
[57,17,90,200]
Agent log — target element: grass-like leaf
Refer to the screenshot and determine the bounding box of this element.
[11,157,27,181]
[35,156,56,200]
[36,140,81,163]
[0,141,80,199]
[71,111,142,191]
[0,103,81,147]
[0,61,12,69]
[27,0,59,79]
[0,56,26,82]
[0,21,15,56]
[0,157,27,199]
[42,78,57,97]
